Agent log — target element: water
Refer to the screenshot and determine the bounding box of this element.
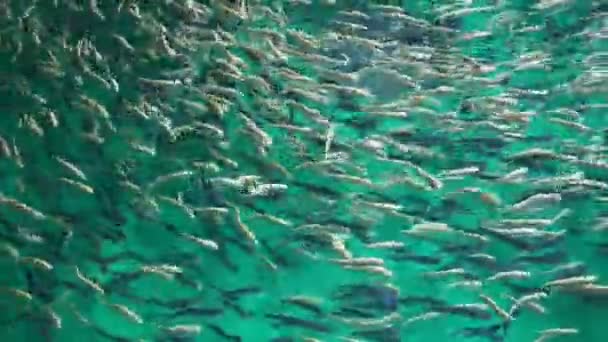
[0,0,607,341]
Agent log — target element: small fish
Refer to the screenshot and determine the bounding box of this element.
[511,193,562,212]
[75,266,104,295]
[265,313,332,333]
[107,303,143,324]
[163,324,202,338]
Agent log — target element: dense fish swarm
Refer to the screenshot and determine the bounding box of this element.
[0,0,607,341]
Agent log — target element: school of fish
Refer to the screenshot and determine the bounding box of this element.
[0,0,607,341]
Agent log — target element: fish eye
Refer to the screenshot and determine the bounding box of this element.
[540,285,552,295]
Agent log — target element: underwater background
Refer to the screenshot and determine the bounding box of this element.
[0,0,607,341]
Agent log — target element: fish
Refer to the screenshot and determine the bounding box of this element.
[0,1,602,341]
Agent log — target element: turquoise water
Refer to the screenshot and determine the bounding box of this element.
[0,0,607,341]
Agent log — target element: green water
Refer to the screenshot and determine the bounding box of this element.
[0,0,607,341]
